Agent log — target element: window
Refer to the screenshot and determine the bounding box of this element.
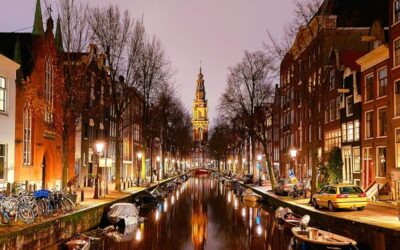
[342,124,347,142]
[336,97,340,118]
[347,121,354,142]
[44,58,54,123]
[396,129,400,168]
[330,100,335,121]
[365,74,373,101]
[395,39,400,67]
[395,0,400,23]
[0,76,5,112]
[329,69,335,90]
[395,80,400,117]
[354,120,360,141]
[0,144,5,179]
[377,147,387,177]
[378,68,387,97]
[308,124,312,142]
[365,111,373,138]
[353,147,360,172]
[346,96,353,116]
[324,129,341,151]
[23,103,32,165]
[378,108,387,137]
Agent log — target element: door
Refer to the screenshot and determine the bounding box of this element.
[42,155,46,189]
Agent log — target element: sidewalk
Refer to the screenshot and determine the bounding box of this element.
[0,175,182,236]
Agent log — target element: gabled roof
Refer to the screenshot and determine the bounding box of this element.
[316,0,388,27]
[0,33,34,77]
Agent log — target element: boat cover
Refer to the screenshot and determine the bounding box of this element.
[107,203,139,225]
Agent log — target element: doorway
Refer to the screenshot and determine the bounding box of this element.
[42,155,46,189]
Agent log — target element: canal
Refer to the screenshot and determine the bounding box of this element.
[98,175,293,250]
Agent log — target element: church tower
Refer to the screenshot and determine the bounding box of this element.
[192,67,209,167]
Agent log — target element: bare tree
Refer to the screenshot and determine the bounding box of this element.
[219,50,275,185]
[54,0,90,189]
[88,5,145,191]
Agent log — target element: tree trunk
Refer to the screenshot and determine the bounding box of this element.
[150,143,153,183]
[262,142,275,189]
[62,131,69,190]
[115,121,121,191]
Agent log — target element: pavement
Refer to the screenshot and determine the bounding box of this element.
[0,175,182,236]
[246,183,400,231]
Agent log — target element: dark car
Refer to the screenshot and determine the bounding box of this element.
[274,179,294,196]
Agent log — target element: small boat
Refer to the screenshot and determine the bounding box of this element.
[241,188,262,202]
[64,235,90,250]
[134,194,161,208]
[107,203,139,226]
[151,187,168,199]
[291,226,357,247]
[275,207,302,229]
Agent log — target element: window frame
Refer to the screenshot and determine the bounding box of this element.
[376,147,387,177]
[23,103,32,166]
[353,147,361,173]
[396,128,400,168]
[377,67,388,98]
[346,95,354,116]
[0,144,6,179]
[394,37,400,67]
[0,76,6,113]
[365,110,374,139]
[394,0,400,25]
[377,106,388,137]
[364,73,374,102]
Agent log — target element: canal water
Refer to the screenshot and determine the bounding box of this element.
[98,175,293,250]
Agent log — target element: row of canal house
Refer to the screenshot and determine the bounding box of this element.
[0,0,144,191]
[270,0,400,200]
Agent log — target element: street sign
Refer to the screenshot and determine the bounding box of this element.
[288,169,295,178]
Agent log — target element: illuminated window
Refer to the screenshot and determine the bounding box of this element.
[353,147,360,172]
[354,120,360,141]
[395,0,400,23]
[395,39,400,66]
[377,147,386,177]
[396,129,400,168]
[347,121,354,142]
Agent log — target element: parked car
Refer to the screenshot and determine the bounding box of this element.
[274,179,294,196]
[312,184,367,212]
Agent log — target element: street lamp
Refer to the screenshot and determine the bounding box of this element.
[257,154,262,186]
[94,141,105,199]
[156,156,161,182]
[137,152,142,187]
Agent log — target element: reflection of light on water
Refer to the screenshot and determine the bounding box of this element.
[249,208,253,228]
[164,200,168,212]
[234,198,238,210]
[256,225,262,236]
[172,195,175,205]
[227,191,231,203]
[155,210,160,221]
[176,190,180,199]
[135,229,142,241]
[241,207,246,217]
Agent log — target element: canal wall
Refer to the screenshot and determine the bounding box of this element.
[0,174,185,250]
[246,184,400,250]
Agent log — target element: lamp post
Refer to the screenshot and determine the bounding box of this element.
[94,141,105,199]
[156,156,160,182]
[289,148,297,178]
[137,152,142,187]
[257,154,262,186]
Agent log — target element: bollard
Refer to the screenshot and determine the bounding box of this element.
[6,183,11,197]
[81,190,84,201]
[29,184,32,193]
[83,175,87,187]
[123,181,126,190]
[33,183,37,191]
[99,186,102,197]
[25,180,29,192]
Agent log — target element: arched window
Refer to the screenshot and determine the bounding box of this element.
[44,58,54,123]
[23,102,32,165]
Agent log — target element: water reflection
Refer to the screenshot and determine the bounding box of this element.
[103,175,291,250]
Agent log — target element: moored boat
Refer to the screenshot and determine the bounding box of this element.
[107,203,139,226]
[195,168,209,175]
[241,188,262,202]
[64,235,90,250]
[291,226,357,248]
[275,207,302,229]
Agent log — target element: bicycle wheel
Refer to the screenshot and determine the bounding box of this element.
[29,201,39,218]
[17,204,34,223]
[288,191,296,199]
[0,212,10,224]
[60,198,73,213]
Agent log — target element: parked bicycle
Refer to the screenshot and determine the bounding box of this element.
[0,194,35,224]
[288,185,307,199]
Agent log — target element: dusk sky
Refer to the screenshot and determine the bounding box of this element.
[0,0,294,124]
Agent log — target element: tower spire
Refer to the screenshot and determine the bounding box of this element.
[55,15,64,52]
[32,0,44,36]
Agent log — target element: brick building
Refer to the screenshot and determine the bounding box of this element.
[276,0,387,183]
